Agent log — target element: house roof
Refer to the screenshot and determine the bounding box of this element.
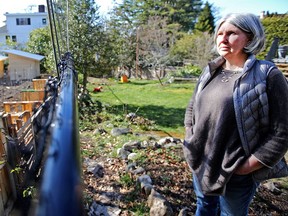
[0,55,8,61]
[5,12,47,17]
[2,49,45,61]
[0,25,7,34]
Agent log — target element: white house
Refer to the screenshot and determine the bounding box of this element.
[0,5,48,46]
[2,49,44,81]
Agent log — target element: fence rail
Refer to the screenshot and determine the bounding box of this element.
[36,52,83,216]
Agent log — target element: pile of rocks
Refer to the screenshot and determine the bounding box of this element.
[84,131,189,216]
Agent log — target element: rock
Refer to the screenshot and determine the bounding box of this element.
[158,137,174,145]
[84,158,104,175]
[126,112,137,120]
[147,189,173,216]
[131,167,145,175]
[163,143,179,149]
[126,163,145,174]
[88,201,121,216]
[138,174,152,185]
[111,128,132,136]
[262,181,282,195]
[98,192,123,204]
[93,128,107,135]
[123,141,141,151]
[83,158,98,168]
[117,148,131,159]
[98,194,112,204]
[142,183,153,196]
[140,140,160,149]
[92,164,104,178]
[127,152,138,161]
[138,174,154,196]
[158,137,182,146]
[126,162,137,172]
[173,137,182,144]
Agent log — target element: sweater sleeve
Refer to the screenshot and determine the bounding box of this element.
[253,69,288,168]
[184,93,195,128]
[184,72,204,127]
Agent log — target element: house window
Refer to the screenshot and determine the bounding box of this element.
[5,35,16,42]
[42,18,47,25]
[16,18,31,25]
[12,35,17,42]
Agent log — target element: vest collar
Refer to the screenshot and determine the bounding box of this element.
[208,54,256,74]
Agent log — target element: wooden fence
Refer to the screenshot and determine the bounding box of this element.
[0,112,15,215]
[21,91,45,101]
[3,101,42,114]
[0,78,47,214]
[32,79,47,91]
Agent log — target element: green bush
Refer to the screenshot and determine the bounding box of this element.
[173,65,202,78]
[259,14,288,59]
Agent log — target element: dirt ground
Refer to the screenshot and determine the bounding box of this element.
[81,137,288,216]
[0,80,33,111]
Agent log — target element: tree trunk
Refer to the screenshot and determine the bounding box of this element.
[82,65,88,91]
[155,68,163,86]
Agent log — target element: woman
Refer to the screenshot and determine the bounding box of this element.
[183,13,288,216]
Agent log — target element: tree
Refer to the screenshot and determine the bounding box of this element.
[171,31,216,68]
[165,0,203,32]
[25,26,55,73]
[106,0,205,79]
[107,5,139,78]
[138,16,179,83]
[0,38,23,50]
[67,0,104,90]
[112,0,203,32]
[190,32,216,68]
[194,1,215,34]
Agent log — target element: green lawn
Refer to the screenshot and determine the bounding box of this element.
[87,78,196,136]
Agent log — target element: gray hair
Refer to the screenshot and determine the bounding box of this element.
[214,13,265,55]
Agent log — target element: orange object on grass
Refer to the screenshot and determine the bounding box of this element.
[121,75,128,83]
[93,86,102,92]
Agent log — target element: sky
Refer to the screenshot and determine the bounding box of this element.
[208,0,288,19]
[0,0,287,27]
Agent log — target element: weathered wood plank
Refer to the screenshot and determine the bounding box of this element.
[21,91,45,101]
[3,101,42,113]
[32,79,47,90]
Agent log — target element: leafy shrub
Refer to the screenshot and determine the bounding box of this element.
[259,15,288,60]
[173,65,202,78]
[78,85,102,119]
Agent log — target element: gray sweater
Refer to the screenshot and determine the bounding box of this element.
[183,55,288,195]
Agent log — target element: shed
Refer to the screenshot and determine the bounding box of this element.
[0,56,8,78]
[2,50,44,81]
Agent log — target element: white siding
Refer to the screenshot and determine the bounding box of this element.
[2,12,48,45]
[8,54,40,81]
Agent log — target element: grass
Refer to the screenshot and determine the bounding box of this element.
[87,78,196,136]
